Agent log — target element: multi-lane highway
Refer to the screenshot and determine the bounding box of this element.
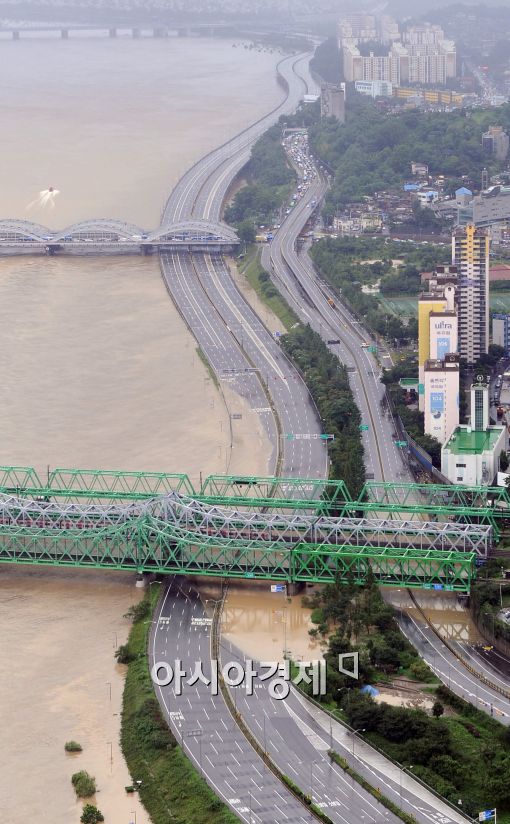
[262,132,411,484]
[382,588,510,724]
[150,581,468,824]
[151,579,316,824]
[150,47,502,823]
[160,52,329,481]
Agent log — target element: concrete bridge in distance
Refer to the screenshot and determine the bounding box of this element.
[0,24,229,41]
[0,218,239,256]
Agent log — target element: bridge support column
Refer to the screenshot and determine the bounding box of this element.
[109,28,117,38]
[135,572,149,588]
[12,30,19,40]
[61,29,69,39]
[287,582,304,596]
[132,28,141,39]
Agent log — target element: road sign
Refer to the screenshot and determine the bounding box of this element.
[320,434,335,441]
[285,434,295,440]
[359,425,369,431]
[271,584,286,593]
[368,345,377,354]
[327,339,341,345]
[394,440,407,447]
[273,331,282,338]
[231,413,242,420]
[479,811,496,822]
[433,584,444,591]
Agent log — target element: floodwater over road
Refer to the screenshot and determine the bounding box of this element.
[0,36,282,822]
[198,580,323,663]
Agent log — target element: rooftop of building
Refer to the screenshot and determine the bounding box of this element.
[444,425,504,455]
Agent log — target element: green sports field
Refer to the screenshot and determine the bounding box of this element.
[379,292,510,317]
[379,296,419,318]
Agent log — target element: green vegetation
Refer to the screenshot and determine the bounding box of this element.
[80,805,104,824]
[120,587,239,824]
[301,573,510,818]
[310,37,343,84]
[225,124,295,230]
[309,100,510,215]
[64,740,82,753]
[309,236,448,344]
[280,775,334,824]
[71,771,97,798]
[328,750,419,824]
[238,244,298,330]
[280,324,365,496]
[357,684,510,819]
[302,572,433,687]
[299,572,508,817]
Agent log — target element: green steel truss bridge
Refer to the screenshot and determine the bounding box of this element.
[0,467,503,592]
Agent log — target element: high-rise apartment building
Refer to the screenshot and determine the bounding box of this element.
[452,225,490,365]
[340,18,456,87]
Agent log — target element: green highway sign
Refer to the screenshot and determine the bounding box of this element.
[368,345,377,354]
[320,434,335,441]
[394,440,407,447]
[285,434,295,440]
[359,425,369,431]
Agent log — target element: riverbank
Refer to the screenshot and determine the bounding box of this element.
[0,567,149,824]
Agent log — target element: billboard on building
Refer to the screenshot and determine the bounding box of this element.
[429,312,458,361]
[424,365,459,444]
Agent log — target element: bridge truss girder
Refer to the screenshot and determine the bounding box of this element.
[0,526,474,591]
[362,481,510,514]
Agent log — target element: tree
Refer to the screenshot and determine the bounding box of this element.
[237,219,256,244]
[432,700,445,718]
[80,805,104,824]
[72,771,97,798]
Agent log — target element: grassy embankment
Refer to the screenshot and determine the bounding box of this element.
[120,587,239,824]
[238,244,298,331]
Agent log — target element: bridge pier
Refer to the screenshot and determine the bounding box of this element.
[12,30,19,40]
[135,572,148,588]
[287,582,305,596]
[132,28,141,39]
[153,27,168,38]
[109,28,117,38]
[61,29,69,39]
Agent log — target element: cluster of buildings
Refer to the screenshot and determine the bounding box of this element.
[339,15,456,88]
[417,224,508,485]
